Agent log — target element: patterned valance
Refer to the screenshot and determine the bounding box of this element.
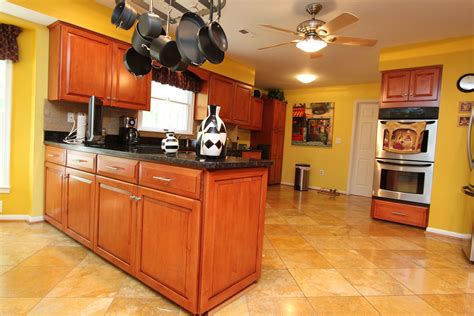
[152,67,202,93]
[0,24,22,62]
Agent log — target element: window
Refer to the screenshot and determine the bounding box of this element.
[0,60,12,193]
[138,81,195,135]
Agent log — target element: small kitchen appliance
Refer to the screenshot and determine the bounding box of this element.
[462,105,474,262]
[119,116,140,145]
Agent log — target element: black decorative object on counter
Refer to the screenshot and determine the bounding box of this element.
[196,105,227,158]
[162,131,179,154]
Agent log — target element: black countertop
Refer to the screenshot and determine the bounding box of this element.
[45,141,273,170]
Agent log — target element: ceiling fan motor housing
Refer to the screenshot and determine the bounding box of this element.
[296,19,325,36]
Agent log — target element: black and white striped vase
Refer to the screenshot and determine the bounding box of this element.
[196,105,227,158]
[163,132,179,154]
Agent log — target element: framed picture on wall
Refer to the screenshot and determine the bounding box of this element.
[459,101,472,113]
[291,102,335,147]
[458,115,470,127]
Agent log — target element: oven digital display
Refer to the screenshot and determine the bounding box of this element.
[380,170,425,194]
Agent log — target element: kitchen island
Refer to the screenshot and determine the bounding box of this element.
[43,141,272,315]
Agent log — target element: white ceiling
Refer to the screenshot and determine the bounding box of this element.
[98,0,474,89]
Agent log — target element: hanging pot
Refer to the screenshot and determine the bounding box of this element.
[176,11,206,66]
[137,0,163,39]
[131,24,152,57]
[111,0,137,30]
[197,0,224,64]
[123,47,152,76]
[208,0,228,52]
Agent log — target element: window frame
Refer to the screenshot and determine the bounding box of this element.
[138,82,195,135]
[0,60,12,193]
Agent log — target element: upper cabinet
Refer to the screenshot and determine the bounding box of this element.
[48,21,151,111]
[381,65,442,108]
[249,97,264,130]
[232,83,252,125]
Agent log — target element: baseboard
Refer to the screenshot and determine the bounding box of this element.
[0,214,44,223]
[426,227,471,239]
[280,182,347,194]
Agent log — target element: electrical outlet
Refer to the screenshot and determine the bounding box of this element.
[67,112,75,123]
[0,200,3,213]
[335,138,342,144]
[319,169,325,176]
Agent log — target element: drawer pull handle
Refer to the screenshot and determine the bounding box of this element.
[129,195,142,202]
[105,166,122,171]
[391,212,406,216]
[72,159,88,163]
[152,176,174,182]
[47,154,58,157]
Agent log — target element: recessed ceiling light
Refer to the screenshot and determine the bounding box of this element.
[296,74,317,84]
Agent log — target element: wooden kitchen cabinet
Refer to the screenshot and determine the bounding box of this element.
[48,21,151,110]
[44,162,66,230]
[64,168,95,249]
[249,97,264,130]
[380,65,442,108]
[208,74,235,121]
[232,83,252,125]
[135,186,201,312]
[94,176,137,273]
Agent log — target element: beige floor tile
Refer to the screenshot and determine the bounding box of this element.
[247,297,315,315]
[289,268,359,297]
[19,246,88,267]
[0,265,12,275]
[277,249,332,269]
[46,260,126,298]
[267,235,313,250]
[385,268,464,294]
[211,295,249,316]
[338,268,413,296]
[318,249,377,268]
[366,295,441,315]
[346,236,385,250]
[372,236,424,250]
[426,268,474,293]
[282,215,317,226]
[0,242,46,265]
[262,235,274,250]
[29,297,113,316]
[358,250,420,268]
[308,296,379,315]
[303,236,352,250]
[264,224,300,236]
[0,265,72,298]
[261,249,286,270]
[0,298,41,315]
[420,294,474,314]
[246,269,304,300]
[116,277,161,298]
[105,297,187,315]
[264,215,288,225]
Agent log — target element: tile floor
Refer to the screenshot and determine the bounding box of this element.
[1,185,473,315]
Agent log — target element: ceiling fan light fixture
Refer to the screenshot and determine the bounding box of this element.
[296,74,317,84]
[296,37,327,53]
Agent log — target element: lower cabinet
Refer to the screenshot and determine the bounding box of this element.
[44,162,66,229]
[64,168,96,248]
[135,186,201,312]
[94,176,138,273]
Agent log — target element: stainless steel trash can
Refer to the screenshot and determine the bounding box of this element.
[295,164,310,191]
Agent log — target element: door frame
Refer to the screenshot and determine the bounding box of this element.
[346,100,379,195]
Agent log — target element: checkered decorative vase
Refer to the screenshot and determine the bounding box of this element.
[196,105,227,158]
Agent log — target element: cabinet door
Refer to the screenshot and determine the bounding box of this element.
[232,83,252,125]
[64,168,95,249]
[250,97,263,130]
[409,67,441,102]
[381,70,410,103]
[44,162,65,230]
[111,42,151,111]
[135,187,200,312]
[273,100,287,131]
[208,75,234,121]
[95,176,137,273]
[60,25,113,104]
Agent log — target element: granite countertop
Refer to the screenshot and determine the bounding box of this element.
[45,141,273,170]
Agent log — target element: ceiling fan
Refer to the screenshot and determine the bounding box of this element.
[259,3,377,58]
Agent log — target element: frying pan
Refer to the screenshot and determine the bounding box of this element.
[111,0,137,30]
[137,0,163,39]
[176,11,206,66]
[197,0,224,64]
[123,47,152,76]
[131,24,152,57]
[208,0,228,52]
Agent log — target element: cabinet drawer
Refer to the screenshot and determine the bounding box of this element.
[242,151,262,160]
[67,150,96,173]
[371,199,428,228]
[139,162,202,199]
[97,155,138,183]
[45,146,67,165]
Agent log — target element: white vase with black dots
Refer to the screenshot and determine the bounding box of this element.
[196,105,227,158]
[163,131,179,154]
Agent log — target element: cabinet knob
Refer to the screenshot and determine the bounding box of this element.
[403,93,408,96]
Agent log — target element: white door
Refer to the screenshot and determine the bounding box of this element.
[350,102,379,197]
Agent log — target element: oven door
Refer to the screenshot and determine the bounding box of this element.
[373,159,434,204]
[376,120,438,162]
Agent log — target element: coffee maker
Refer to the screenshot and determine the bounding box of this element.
[119,116,140,145]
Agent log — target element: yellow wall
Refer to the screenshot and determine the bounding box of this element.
[379,36,474,234]
[282,83,380,190]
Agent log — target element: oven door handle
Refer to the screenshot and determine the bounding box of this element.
[379,120,436,125]
[376,160,432,168]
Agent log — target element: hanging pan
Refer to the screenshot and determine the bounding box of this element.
[209,0,228,52]
[111,0,137,30]
[197,0,224,64]
[176,8,206,66]
[137,0,163,39]
[123,47,152,76]
[131,23,152,57]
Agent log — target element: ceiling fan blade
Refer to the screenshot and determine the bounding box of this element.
[258,40,300,51]
[310,52,323,59]
[260,24,302,36]
[331,36,378,47]
[319,13,359,35]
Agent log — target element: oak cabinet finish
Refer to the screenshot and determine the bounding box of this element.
[64,168,95,248]
[232,83,252,125]
[48,21,150,110]
[135,187,201,312]
[208,74,235,121]
[97,155,139,184]
[44,162,66,230]
[241,151,262,160]
[380,65,442,108]
[249,97,264,130]
[66,150,97,173]
[371,198,429,228]
[45,146,67,165]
